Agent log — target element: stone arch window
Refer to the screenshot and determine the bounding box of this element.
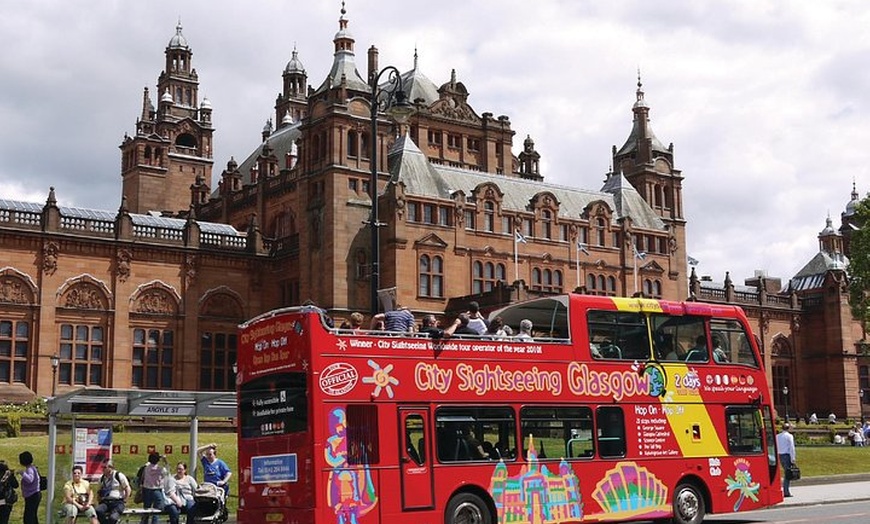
[355,250,368,280]
[541,210,553,239]
[587,273,597,292]
[418,254,444,298]
[199,288,244,391]
[643,279,663,298]
[176,133,197,149]
[595,218,606,246]
[348,130,359,158]
[483,201,495,232]
[654,184,663,208]
[606,276,617,295]
[56,277,111,388]
[130,283,181,389]
[473,261,505,294]
[271,211,296,239]
[144,146,153,164]
[0,269,35,385]
[532,267,563,293]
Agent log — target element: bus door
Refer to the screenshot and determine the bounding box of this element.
[399,407,435,510]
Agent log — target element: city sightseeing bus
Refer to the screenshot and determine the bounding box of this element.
[236,294,783,524]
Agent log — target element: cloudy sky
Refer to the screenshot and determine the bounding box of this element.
[0,0,866,286]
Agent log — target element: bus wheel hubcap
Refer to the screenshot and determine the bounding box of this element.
[453,501,483,524]
[676,488,699,521]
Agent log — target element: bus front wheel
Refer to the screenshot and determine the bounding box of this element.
[445,492,491,524]
[672,482,705,524]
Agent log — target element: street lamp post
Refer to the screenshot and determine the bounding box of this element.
[860,389,864,420]
[782,386,789,423]
[50,354,60,397]
[368,65,414,315]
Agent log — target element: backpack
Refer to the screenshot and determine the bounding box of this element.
[135,465,146,489]
[133,465,146,504]
[98,471,121,500]
[1,473,17,505]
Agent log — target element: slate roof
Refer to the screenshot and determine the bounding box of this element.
[387,134,666,230]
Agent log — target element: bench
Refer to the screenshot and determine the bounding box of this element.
[119,508,167,524]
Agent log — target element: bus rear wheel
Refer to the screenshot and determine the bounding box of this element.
[445,492,491,524]
[672,482,705,524]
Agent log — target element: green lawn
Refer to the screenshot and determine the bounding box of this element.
[0,432,237,522]
[796,444,870,476]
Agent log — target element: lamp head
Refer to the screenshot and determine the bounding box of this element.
[386,89,415,124]
[50,354,60,370]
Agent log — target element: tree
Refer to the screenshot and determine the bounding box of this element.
[848,196,870,338]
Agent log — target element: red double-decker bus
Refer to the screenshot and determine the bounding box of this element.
[236,295,783,524]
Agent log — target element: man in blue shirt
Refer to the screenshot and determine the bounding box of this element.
[196,443,231,500]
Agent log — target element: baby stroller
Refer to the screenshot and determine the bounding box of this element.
[193,482,228,524]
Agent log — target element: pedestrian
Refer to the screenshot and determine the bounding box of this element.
[0,460,19,524]
[60,465,99,524]
[19,451,40,524]
[776,423,796,497]
[196,443,231,500]
[94,461,131,524]
[141,453,168,524]
[173,463,198,524]
[849,424,865,447]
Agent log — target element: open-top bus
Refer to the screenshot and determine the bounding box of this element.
[236,294,783,524]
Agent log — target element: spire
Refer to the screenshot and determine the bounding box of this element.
[614,72,669,160]
[414,46,419,69]
[313,1,368,96]
[141,87,154,121]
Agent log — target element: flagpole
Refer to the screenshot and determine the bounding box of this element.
[514,229,519,281]
[633,255,638,295]
[576,243,580,289]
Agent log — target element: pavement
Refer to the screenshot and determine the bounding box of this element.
[779,473,870,507]
[217,474,870,522]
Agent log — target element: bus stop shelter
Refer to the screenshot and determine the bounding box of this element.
[45,387,236,524]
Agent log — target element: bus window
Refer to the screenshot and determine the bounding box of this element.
[238,373,307,438]
[435,407,516,462]
[596,406,626,458]
[725,407,763,454]
[651,314,706,362]
[405,414,425,466]
[347,404,380,464]
[520,406,594,459]
[588,311,649,361]
[711,319,760,368]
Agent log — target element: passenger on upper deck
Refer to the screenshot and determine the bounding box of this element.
[452,314,480,336]
[371,305,416,333]
[419,314,461,339]
[514,319,533,341]
[485,316,509,340]
[465,301,489,335]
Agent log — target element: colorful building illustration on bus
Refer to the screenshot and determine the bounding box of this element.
[489,436,582,523]
[591,462,670,519]
[325,407,378,524]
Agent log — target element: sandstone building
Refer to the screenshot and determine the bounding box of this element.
[0,6,864,420]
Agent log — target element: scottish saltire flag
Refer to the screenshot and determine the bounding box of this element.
[632,244,647,260]
[687,256,700,266]
[577,242,589,255]
[515,230,528,244]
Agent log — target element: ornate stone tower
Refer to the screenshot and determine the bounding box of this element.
[120,22,214,215]
[612,75,687,297]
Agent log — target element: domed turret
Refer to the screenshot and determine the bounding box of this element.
[168,20,189,50]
